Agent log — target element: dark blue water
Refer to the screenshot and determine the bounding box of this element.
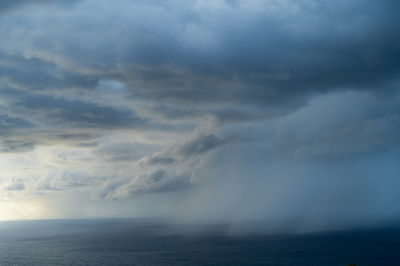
[1,219,400,265]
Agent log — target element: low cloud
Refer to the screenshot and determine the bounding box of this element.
[96,169,193,200]
[140,134,228,166]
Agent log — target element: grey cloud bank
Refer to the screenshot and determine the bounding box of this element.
[0,0,399,231]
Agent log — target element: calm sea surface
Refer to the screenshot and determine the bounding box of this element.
[0,219,399,265]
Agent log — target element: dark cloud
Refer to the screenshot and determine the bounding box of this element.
[0,0,79,14]
[0,0,399,229]
[1,0,399,123]
[1,140,35,153]
[15,94,147,129]
[96,169,193,200]
[140,134,227,166]
[0,53,98,92]
[0,113,33,133]
[66,0,400,108]
[0,0,46,12]
[95,133,228,199]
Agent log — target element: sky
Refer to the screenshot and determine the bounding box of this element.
[0,0,399,231]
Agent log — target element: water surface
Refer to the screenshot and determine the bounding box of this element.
[0,219,399,265]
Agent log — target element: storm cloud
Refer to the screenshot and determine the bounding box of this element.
[0,0,399,230]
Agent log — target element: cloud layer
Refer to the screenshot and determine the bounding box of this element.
[0,0,399,230]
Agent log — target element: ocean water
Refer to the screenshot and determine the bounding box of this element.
[0,219,400,265]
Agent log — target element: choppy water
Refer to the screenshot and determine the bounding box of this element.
[0,219,400,265]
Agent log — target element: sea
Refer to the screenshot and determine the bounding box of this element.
[0,219,399,265]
